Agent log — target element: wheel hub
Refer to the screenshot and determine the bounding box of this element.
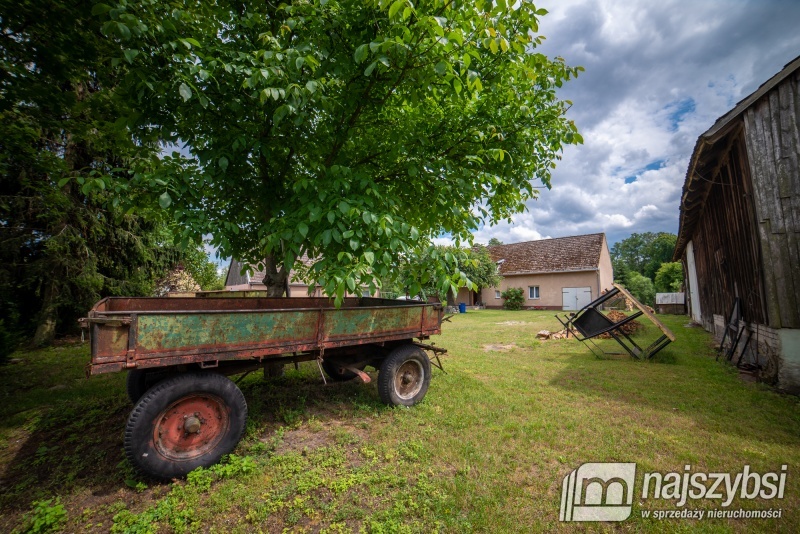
[154,394,229,460]
[394,360,424,400]
[184,415,202,434]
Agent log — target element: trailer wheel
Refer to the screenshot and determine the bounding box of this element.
[124,372,247,480]
[377,344,430,406]
[321,360,366,381]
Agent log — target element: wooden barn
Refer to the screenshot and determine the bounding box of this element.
[673,55,800,393]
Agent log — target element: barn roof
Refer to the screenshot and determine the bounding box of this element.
[487,233,606,275]
[674,54,800,260]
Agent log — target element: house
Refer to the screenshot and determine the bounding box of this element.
[458,233,614,310]
[224,255,375,298]
[673,55,800,393]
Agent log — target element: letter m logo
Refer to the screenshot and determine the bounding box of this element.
[560,463,636,522]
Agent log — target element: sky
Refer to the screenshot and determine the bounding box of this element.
[466,0,800,247]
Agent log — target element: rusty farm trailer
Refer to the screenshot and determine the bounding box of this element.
[80,296,446,479]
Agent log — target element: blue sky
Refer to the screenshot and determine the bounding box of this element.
[463,0,800,246]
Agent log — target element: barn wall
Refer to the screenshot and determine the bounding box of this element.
[742,68,800,329]
[684,133,766,331]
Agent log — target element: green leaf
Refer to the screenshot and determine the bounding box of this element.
[434,61,448,76]
[218,156,228,171]
[184,37,201,47]
[388,0,405,19]
[364,251,375,265]
[123,49,139,63]
[364,61,377,77]
[338,200,350,214]
[349,239,359,251]
[179,82,192,101]
[298,222,308,238]
[57,177,70,188]
[354,44,369,64]
[159,191,172,209]
[346,277,356,292]
[91,3,112,16]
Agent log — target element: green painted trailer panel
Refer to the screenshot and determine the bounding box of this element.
[323,306,421,340]
[136,311,318,352]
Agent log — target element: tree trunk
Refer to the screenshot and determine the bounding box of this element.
[32,279,59,347]
[261,254,289,297]
[446,287,456,307]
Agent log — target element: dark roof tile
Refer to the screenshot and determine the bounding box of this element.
[488,233,606,275]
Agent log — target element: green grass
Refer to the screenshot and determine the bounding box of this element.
[1,310,799,533]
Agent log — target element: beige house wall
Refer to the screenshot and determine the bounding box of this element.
[481,270,600,309]
[598,235,614,293]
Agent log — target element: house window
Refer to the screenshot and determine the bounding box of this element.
[528,286,540,299]
[495,290,501,299]
[361,290,371,297]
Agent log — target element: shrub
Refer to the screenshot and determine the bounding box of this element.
[501,287,525,310]
[19,498,67,534]
[624,272,655,307]
[654,262,684,293]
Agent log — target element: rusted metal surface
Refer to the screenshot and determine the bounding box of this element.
[154,394,229,460]
[83,297,443,375]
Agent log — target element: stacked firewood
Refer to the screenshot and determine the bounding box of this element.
[536,329,572,340]
[597,311,643,338]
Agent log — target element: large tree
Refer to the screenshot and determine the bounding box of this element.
[0,0,213,349]
[611,232,677,282]
[101,0,582,304]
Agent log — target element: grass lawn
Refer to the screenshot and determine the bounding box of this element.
[1,309,799,533]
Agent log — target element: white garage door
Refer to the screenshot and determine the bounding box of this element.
[562,287,592,311]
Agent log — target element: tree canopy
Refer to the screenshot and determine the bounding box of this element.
[0,0,225,351]
[611,232,677,282]
[97,0,583,304]
[654,261,683,293]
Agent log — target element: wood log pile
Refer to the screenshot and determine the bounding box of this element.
[536,329,572,340]
[597,311,643,338]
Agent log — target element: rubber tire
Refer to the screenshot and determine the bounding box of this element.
[321,360,366,381]
[126,369,175,404]
[124,372,247,480]
[377,344,431,406]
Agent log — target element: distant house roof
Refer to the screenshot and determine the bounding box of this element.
[487,233,606,275]
[225,254,316,287]
[674,54,800,260]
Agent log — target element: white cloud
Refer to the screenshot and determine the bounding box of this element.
[471,0,800,246]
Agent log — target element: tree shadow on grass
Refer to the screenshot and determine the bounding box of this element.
[0,362,382,525]
[547,335,800,450]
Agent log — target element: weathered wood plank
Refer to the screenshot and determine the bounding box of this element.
[757,219,782,328]
[778,74,800,323]
[765,94,787,231]
[771,230,799,327]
